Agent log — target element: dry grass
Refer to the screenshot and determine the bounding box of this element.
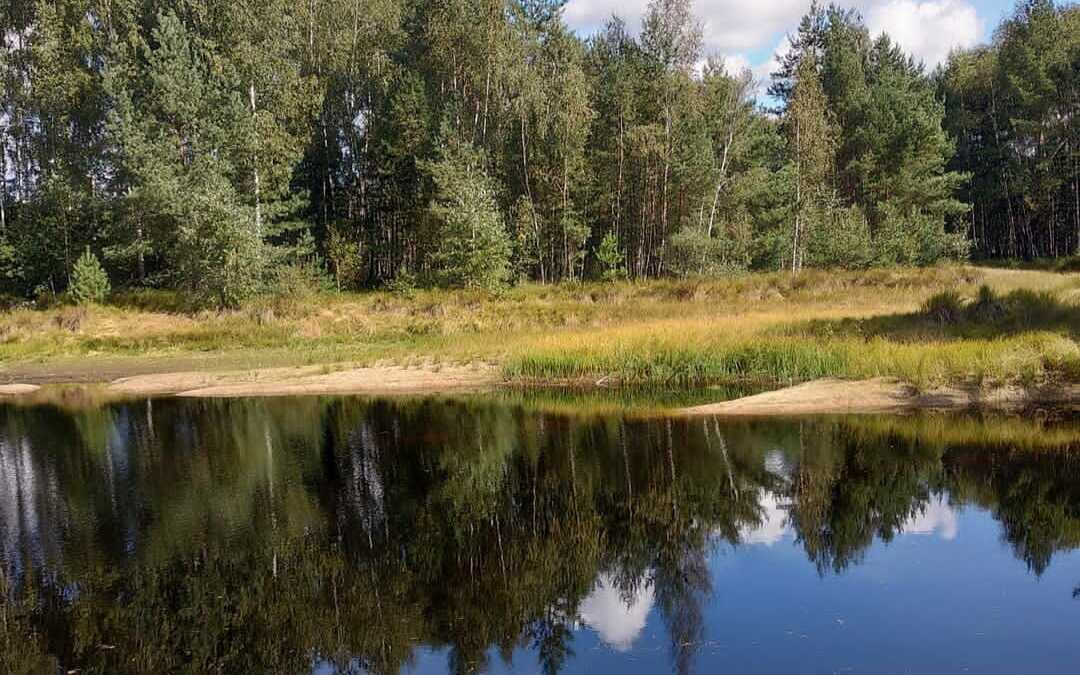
[1,265,1076,390]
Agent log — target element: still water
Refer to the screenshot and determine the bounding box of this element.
[1,395,1078,674]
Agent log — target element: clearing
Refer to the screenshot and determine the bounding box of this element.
[1,265,1077,409]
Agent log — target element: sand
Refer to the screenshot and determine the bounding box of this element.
[107,364,500,398]
[680,378,1080,417]
[0,384,42,397]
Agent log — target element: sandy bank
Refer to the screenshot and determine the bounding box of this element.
[108,364,500,398]
[0,384,42,396]
[680,378,1080,417]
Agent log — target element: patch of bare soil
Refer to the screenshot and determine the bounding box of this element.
[108,364,500,398]
[0,384,41,396]
[680,378,1080,417]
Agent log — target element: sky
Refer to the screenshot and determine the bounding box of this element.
[564,0,1019,85]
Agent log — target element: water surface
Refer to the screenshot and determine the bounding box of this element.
[1,396,1078,674]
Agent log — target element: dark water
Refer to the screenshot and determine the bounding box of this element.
[1,396,1079,674]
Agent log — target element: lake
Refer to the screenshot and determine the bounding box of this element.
[1,395,1078,674]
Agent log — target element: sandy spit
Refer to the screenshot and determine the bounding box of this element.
[680,378,1080,417]
[107,365,500,398]
[0,384,42,396]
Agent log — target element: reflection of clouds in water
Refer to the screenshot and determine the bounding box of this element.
[764,450,789,479]
[904,496,958,541]
[739,491,791,546]
[579,574,655,651]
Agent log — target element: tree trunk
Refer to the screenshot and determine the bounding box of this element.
[792,118,802,275]
[250,82,263,239]
[989,80,1017,258]
[616,109,625,242]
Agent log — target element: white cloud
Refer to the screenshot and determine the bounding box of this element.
[578,574,655,651]
[866,1,981,67]
[565,1,820,52]
[565,0,984,77]
[903,496,959,541]
[563,0,647,33]
[739,491,792,546]
[720,53,752,75]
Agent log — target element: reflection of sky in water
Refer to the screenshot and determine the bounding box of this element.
[736,492,961,547]
[471,505,1079,675]
[903,495,959,541]
[5,399,1079,675]
[739,491,790,546]
[578,574,655,651]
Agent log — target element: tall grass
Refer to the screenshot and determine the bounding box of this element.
[1,265,1077,390]
[504,327,1078,388]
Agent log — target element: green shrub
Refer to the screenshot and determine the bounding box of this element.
[387,268,419,296]
[70,248,111,305]
[970,284,1004,322]
[806,205,874,269]
[875,205,969,266]
[1054,256,1080,272]
[596,232,627,281]
[325,225,364,291]
[922,290,963,324]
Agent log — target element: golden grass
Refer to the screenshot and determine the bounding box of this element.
[1,265,1077,390]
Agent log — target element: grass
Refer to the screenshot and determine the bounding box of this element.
[840,412,1080,452]
[1,264,1077,391]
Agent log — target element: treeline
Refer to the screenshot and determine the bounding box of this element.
[939,0,1080,260]
[0,0,1076,306]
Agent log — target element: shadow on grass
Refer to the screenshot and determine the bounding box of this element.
[794,287,1080,343]
[976,256,1080,273]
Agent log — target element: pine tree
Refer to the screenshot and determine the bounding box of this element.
[70,247,110,305]
[596,232,627,281]
[424,137,512,290]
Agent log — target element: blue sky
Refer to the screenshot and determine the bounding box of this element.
[565,1,1022,81]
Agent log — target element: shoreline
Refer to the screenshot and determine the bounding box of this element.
[678,378,1080,417]
[2,366,1078,416]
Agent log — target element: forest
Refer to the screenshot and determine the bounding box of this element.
[1,0,1078,307]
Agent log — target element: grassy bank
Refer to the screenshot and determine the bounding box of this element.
[1,265,1077,391]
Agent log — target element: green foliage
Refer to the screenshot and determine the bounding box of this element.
[0,238,22,286]
[0,0,1063,303]
[875,205,970,266]
[387,268,419,296]
[668,225,746,276]
[921,290,964,325]
[805,205,873,270]
[510,197,543,282]
[940,0,1080,260]
[787,48,837,273]
[171,170,265,308]
[326,225,364,291]
[424,138,512,290]
[69,248,110,305]
[596,232,627,280]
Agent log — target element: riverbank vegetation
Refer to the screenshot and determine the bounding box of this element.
[2,1,1078,309]
[1,265,1076,391]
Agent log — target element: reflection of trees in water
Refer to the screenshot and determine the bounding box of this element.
[945,445,1080,575]
[0,399,1078,674]
[781,420,946,574]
